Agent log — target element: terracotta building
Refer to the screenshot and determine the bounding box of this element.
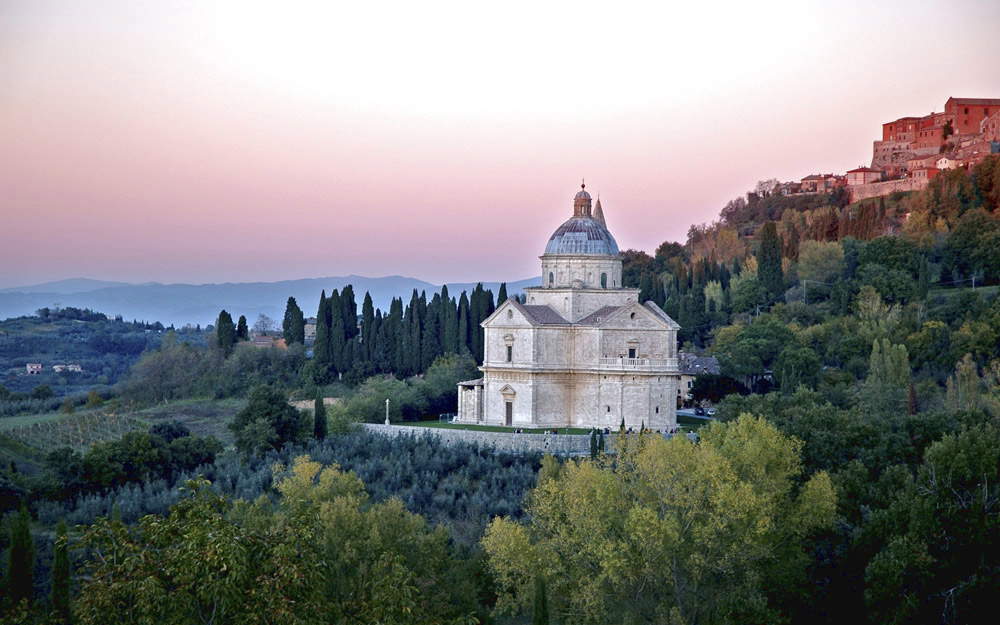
[945,97,1000,136]
[847,166,883,185]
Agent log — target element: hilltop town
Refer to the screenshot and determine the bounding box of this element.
[775,96,1000,203]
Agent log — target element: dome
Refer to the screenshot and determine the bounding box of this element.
[574,188,592,201]
[544,216,620,256]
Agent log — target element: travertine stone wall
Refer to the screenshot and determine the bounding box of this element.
[524,287,638,323]
[361,423,619,456]
[540,256,622,290]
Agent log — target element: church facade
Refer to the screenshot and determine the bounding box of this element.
[456,184,681,430]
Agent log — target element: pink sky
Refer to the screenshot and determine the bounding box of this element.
[2,0,999,288]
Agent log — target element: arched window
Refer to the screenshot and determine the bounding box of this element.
[600,273,607,288]
[548,272,554,286]
[507,309,513,319]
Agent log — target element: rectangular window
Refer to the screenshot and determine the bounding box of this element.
[506,345,512,363]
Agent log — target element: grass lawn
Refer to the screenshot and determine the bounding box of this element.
[677,415,712,428]
[397,420,594,435]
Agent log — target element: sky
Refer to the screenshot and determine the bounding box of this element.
[2,0,999,288]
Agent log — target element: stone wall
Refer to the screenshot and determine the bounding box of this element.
[361,423,617,457]
[849,177,928,202]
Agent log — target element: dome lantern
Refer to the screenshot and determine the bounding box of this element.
[573,180,592,217]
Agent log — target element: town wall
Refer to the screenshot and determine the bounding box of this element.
[849,177,928,202]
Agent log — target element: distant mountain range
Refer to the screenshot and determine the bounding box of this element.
[0,275,540,327]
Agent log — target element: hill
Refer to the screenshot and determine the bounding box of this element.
[0,274,540,327]
[0,308,205,400]
[0,278,132,294]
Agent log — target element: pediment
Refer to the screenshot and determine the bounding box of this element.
[482,299,534,328]
[597,301,679,330]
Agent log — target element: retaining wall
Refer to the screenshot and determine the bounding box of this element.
[848,177,927,202]
[361,423,616,456]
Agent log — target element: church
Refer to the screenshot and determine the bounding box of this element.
[456,183,681,430]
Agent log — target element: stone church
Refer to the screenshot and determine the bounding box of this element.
[456,183,681,430]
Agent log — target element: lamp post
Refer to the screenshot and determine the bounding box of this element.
[384,398,390,425]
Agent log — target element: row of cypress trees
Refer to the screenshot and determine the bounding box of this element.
[5,506,70,623]
[310,282,507,382]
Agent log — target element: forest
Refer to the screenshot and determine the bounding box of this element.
[1,156,999,624]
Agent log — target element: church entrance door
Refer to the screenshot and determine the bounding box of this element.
[505,401,513,426]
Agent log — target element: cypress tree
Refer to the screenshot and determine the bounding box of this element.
[387,298,404,372]
[314,291,332,375]
[756,221,784,302]
[361,292,376,361]
[236,315,249,341]
[313,391,327,440]
[372,310,389,373]
[917,255,930,300]
[410,290,424,373]
[282,297,305,344]
[8,502,35,605]
[328,289,346,375]
[496,282,508,306]
[532,575,549,625]
[341,285,358,340]
[598,431,605,454]
[440,286,456,354]
[215,310,236,355]
[422,295,442,370]
[589,429,598,459]
[457,292,471,355]
[51,519,70,624]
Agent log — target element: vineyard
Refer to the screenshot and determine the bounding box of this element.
[3,411,146,452]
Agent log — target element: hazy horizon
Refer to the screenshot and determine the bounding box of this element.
[0,272,541,292]
[3,0,999,287]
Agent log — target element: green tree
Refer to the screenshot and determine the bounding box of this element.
[756,221,785,302]
[215,309,236,355]
[497,282,508,306]
[865,424,1000,625]
[313,291,332,379]
[532,575,549,625]
[30,384,54,400]
[236,315,249,341]
[483,415,836,625]
[74,460,478,625]
[774,345,821,391]
[51,519,71,624]
[85,390,103,408]
[229,385,308,456]
[282,296,306,345]
[797,239,844,285]
[859,339,911,415]
[7,503,35,606]
[313,391,327,440]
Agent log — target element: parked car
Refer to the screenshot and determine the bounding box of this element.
[707,408,717,416]
[694,406,706,416]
